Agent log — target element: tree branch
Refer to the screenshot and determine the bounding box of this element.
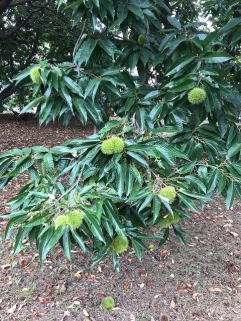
[0,83,15,101]
[8,0,31,7]
[0,0,13,14]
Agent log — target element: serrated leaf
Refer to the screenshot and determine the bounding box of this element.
[226,143,241,159]
[177,193,198,212]
[166,56,196,76]
[20,96,44,114]
[126,151,149,168]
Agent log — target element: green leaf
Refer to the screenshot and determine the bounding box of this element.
[59,82,73,111]
[126,151,149,168]
[226,143,241,159]
[70,226,87,252]
[202,52,233,63]
[91,241,111,267]
[185,175,206,193]
[63,76,83,96]
[138,194,153,212]
[144,90,161,100]
[74,39,97,65]
[62,226,72,261]
[220,17,241,34]
[149,103,163,121]
[226,182,234,210]
[169,79,196,92]
[177,193,198,212]
[93,0,99,8]
[231,28,241,45]
[98,39,116,60]
[5,214,27,240]
[152,195,161,223]
[173,225,186,246]
[73,98,87,123]
[159,227,169,246]
[166,56,196,76]
[85,213,105,243]
[13,65,39,84]
[207,169,220,193]
[131,238,142,260]
[20,96,44,114]
[177,161,196,175]
[13,227,32,254]
[43,153,54,173]
[128,5,144,20]
[84,78,101,100]
[117,3,128,24]
[25,213,49,227]
[41,226,63,262]
[167,16,181,30]
[191,143,204,161]
[103,201,125,238]
[179,189,210,201]
[217,175,226,194]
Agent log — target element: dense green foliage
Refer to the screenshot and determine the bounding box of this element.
[1,0,241,269]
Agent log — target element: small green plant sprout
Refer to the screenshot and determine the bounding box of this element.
[30,67,41,84]
[113,235,129,253]
[188,87,206,104]
[159,186,177,204]
[102,296,115,311]
[101,136,125,155]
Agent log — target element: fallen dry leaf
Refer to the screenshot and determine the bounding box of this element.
[7,304,16,314]
[170,300,176,308]
[1,263,11,269]
[230,231,239,237]
[130,314,135,321]
[83,308,89,316]
[74,271,82,278]
[64,310,71,316]
[209,287,223,293]
[139,283,145,288]
[192,292,199,301]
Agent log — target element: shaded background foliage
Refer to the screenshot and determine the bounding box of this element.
[0,0,88,110]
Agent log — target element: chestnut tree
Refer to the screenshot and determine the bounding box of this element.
[0,0,241,269]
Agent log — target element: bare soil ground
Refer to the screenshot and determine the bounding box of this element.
[0,114,241,321]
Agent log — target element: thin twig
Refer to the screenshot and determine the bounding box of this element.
[35,164,86,214]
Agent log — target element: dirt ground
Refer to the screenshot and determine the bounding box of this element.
[0,114,241,321]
